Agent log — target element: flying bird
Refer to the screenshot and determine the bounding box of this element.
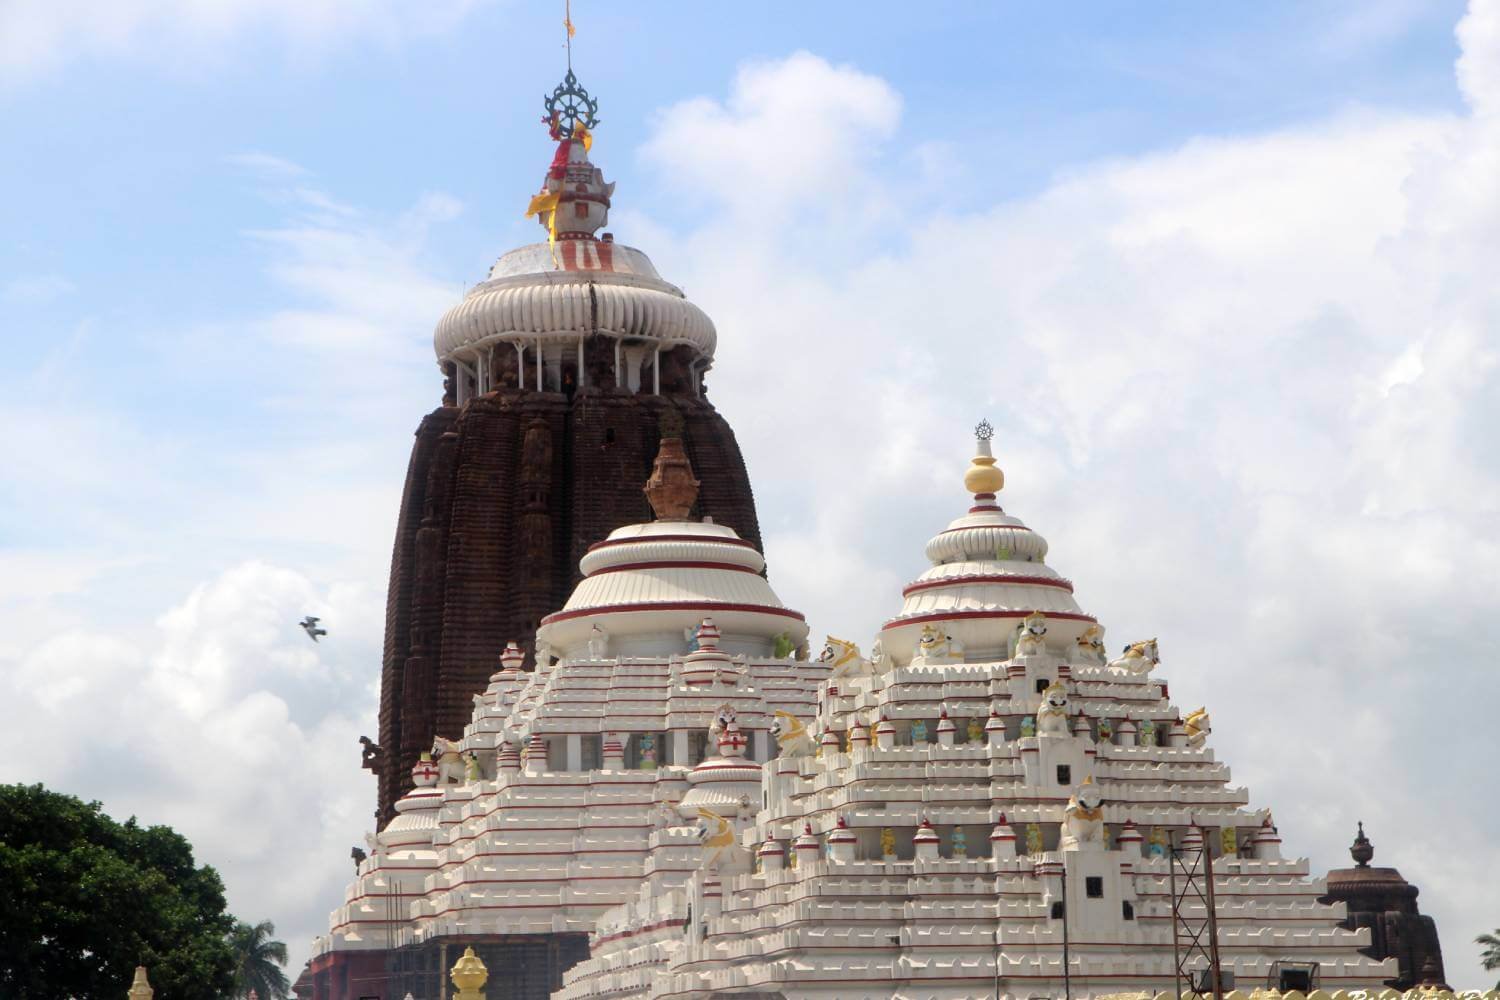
[300,616,327,642]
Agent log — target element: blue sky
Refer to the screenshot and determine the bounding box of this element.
[4,0,1498,988]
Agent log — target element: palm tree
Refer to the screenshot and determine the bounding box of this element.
[1479,929,1500,989]
[227,919,290,1000]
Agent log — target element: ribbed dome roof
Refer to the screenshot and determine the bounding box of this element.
[538,520,806,658]
[879,427,1095,662]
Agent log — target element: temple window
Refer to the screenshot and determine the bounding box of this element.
[1086,876,1104,899]
[1056,764,1072,786]
[1050,902,1065,920]
[1035,678,1051,693]
[1123,901,1135,920]
[575,202,588,219]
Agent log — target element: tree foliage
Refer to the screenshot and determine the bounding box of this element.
[0,783,237,999]
[1479,929,1500,989]
[228,919,290,1000]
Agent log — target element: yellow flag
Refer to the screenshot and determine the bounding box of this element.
[525,189,561,219]
[574,123,592,153]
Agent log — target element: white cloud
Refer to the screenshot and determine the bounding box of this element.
[0,0,484,84]
[1,273,74,304]
[0,561,383,973]
[628,8,1500,985]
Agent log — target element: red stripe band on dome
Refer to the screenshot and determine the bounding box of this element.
[541,601,806,625]
[586,534,759,552]
[937,524,1034,535]
[880,608,1097,630]
[901,574,1074,597]
[586,560,760,577]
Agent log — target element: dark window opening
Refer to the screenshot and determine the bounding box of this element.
[1035,678,1051,693]
[1056,764,1072,786]
[1086,876,1104,898]
[1278,969,1313,992]
[604,427,615,445]
[1123,901,1135,920]
[1050,901,1065,920]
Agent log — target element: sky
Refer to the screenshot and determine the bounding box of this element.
[2,0,1498,989]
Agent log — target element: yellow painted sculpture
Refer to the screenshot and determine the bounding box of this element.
[1075,623,1108,664]
[769,710,816,757]
[450,946,488,1000]
[1061,776,1106,850]
[1036,681,1072,737]
[818,635,876,679]
[695,808,738,870]
[912,624,963,664]
[1014,611,1049,657]
[1184,706,1212,749]
[1107,638,1160,676]
[881,827,896,857]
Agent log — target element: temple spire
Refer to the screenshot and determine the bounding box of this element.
[644,436,700,520]
[963,419,1005,506]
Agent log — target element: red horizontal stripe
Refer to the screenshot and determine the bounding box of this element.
[587,533,758,552]
[585,560,760,577]
[902,574,1075,597]
[542,601,805,626]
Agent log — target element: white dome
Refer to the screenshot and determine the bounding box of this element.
[537,520,806,658]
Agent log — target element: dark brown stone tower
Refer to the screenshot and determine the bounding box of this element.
[366,119,760,824]
[1320,823,1447,989]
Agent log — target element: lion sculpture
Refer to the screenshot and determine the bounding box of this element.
[695,808,750,872]
[818,636,874,679]
[1060,778,1106,851]
[431,736,466,785]
[1107,638,1160,676]
[1013,612,1049,658]
[1184,706,1211,749]
[769,710,816,757]
[1075,624,1107,665]
[1035,682,1072,737]
[911,624,963,665]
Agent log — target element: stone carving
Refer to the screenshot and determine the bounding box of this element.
[644,436,700,520]
[951,827,969,858]
[1184,706,1211,749]
[708,704,737,746]
[1020,715,1036,738]
[1138,719,1156,747]
[1025,823,1044,855]
[1075,623,1107,664]
[350,845,366,870]
[432,736,465,785]
[1107,638,1160,676]
[772,632,796,659]
[464,751,482,783]
[1014,612,1049,657]
[911,719,929,745]
[911,624,963,664]
[1036,682,1072,737]
[1061,777,1105,851]
[881,827,896,858]
[1097,718,1114,743]
[770,710,816,757]
[359,735,384,773]
[818,636,873,679]
[966,717,984,744]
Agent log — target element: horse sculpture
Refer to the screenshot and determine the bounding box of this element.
[1183,706,1211,748]
[1107,638,1160,676]
[431,736,466,785]
[769,710,816,757]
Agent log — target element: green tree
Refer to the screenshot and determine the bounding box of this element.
[1479,929,1500,989]
[228,919,290,999]
[0,783,236,999]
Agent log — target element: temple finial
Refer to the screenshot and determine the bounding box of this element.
[1350,820,1374,867]
[644,437,700,520]
[963,419,1005,500]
